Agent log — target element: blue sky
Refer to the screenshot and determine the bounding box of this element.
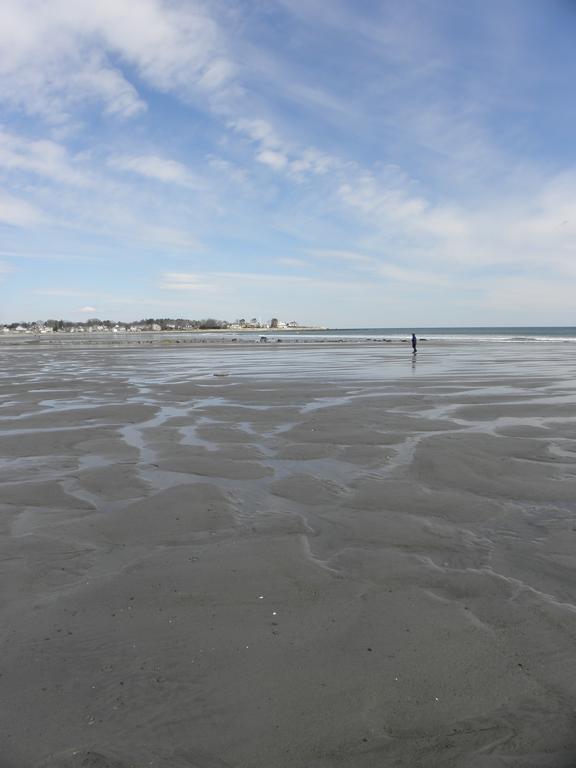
[1,0,576,326]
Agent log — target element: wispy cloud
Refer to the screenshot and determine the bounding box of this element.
[0,260,14,279]
[32,289,92,297]
[278,257,309,268]
[215,272,312,284]
[159,271,316,292]
[0,0,235,123]
[159,272,213,290]
[139,226,201,250]
[306,248,449,286]
[0,128,89,184]
[0,193,45,227]
[482,276,576,315]
[256,149,288,171]
[230,118,337,179]
[377,263,449,286]
[108,154,200,187]
[307,249,375,266]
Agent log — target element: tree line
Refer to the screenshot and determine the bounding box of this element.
[3,318,230,331]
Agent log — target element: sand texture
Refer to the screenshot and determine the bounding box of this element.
[2,343,576,767]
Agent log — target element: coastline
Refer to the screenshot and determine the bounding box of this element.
[3,325,576,349]
[2,342,576,766]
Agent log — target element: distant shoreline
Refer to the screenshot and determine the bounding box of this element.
[0,325,326,337]
[2,325,576,349]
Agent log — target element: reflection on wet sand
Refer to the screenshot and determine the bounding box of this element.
[2,342,576,767]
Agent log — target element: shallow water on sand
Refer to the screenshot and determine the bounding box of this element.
[5,340,576,387]
[2,342,576,767]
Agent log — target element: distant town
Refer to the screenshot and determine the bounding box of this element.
[1,317,319,334]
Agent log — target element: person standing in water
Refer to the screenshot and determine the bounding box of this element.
[411,333,417,353]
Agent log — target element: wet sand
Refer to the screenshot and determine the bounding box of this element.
[2,342,576,767]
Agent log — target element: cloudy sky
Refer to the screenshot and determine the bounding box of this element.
[1,0,575,326]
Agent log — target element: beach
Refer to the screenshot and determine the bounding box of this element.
[2,340,576,767]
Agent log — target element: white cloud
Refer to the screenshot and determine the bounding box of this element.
[0,261,14,278]
[108,154,198,186]
[79,305,96,312]
[278,257,308,268]
[377,263,448,286]
[256,150,288,171]
[160,271,313,292]
[306,249,448,285]
[0,0,234,123]
[308,249,375,265]
[160,272,213,290]
[102,296,186,307]
[419,171,576,271]
[69,54,145,119]
[160,270,317,294]
[338,170,428,223]
[289,148,335,177]
[231,118,281,149]
[32,289,90,296]
[207,155,248,184]
[215,272,311,284]
[0,128,88,185]
[0,3,144,121]
[482,276,576,314]
[0,193,44,227]
[231,117,337,179]
[198,57,234,90]
[139,226,201,250]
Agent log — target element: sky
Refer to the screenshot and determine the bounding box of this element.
[1,0,576,327]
